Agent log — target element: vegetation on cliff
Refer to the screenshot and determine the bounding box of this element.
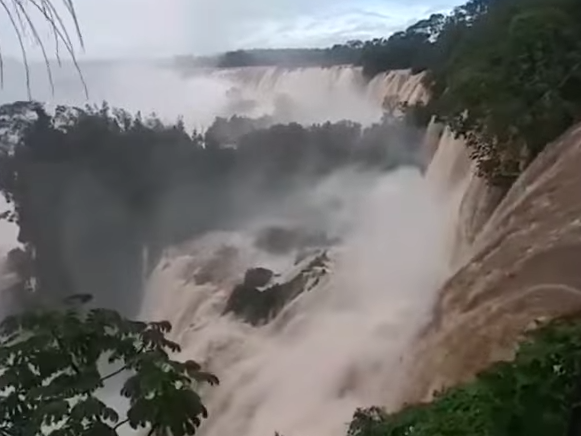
[0,5,219,436]
[359,0,581,186]
[183,0,581,187]
[0,294,217,436]
[348,317,581,436]
[426,0,581,186]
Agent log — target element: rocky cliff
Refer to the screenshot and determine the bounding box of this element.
[403,121,581,403]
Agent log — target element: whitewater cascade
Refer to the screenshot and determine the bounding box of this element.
[0,61,472,436]
[203,66,427,124]
[6,58,577,436]
[136,68,466,436]
[0,62,427,129]
[424,124,474,268]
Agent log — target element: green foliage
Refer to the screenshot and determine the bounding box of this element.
[0,101,203,315]
[195,0,581,187]
[428,0,581,186]
[0,102,422,313]
[348,317,581,436]
[175,44,364,70]
[0,294,218,436]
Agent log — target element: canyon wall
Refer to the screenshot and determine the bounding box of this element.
[405,120,581,403]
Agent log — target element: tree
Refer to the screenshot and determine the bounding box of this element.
[0,101,207,316]
[0,294,219,436]
[429,0,581,186]
[0,101,422,315]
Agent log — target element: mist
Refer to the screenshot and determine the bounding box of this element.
[0,59,233,128]
[0,60,385,129]
[142,164,457,436]
[0,57,460,436]
[132,66,457,436]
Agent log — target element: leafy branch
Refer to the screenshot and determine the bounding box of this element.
[0,294,219,436]
[0,0,87,98]
[348,316,581,436]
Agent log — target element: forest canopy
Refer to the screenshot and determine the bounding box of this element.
[179,0,581,186]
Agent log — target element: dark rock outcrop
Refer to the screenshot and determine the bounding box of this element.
[223,252,329,325]
[243,267,274,288]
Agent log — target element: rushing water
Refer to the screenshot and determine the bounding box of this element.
[0,61,465,436]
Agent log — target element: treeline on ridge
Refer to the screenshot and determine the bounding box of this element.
[0,102,423,315]
[181,0,581,187]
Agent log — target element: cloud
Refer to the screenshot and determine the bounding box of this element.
[186,0,461,53]
[0,0,188,59]
[0,0,461,59]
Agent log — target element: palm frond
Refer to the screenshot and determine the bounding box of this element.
[1,0,86,99]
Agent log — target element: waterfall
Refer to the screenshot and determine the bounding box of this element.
[196,66,427,125]
[0,60,479,435]
[141,169,459,436]
[366,70,428,107]
[3,58,573,435]
[424,123,475,268]
[1,62,427,129]
[133,66,466,436]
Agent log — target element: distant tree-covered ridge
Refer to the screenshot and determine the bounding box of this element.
[179,0,581,187]
[175,44,363,70]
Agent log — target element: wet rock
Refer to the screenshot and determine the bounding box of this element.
[243,267,274,288]
[223,252,329,326]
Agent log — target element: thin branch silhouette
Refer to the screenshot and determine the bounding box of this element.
[1,0,87,98]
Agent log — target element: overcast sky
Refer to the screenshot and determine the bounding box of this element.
[0,0,462,60]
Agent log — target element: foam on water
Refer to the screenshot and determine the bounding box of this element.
[0,62,465,436]
[142,164,461,436]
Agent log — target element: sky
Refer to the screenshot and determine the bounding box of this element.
[0,0,462,60]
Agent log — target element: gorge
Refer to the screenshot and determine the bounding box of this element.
[0,60,575,435]
[1,0,581,434]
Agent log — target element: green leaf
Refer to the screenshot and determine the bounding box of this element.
[0,294,218,436]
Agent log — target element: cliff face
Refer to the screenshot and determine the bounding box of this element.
[403,121,581,403]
